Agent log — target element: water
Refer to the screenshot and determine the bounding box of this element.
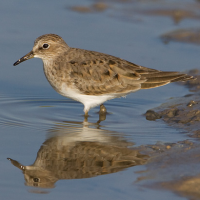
[0,0,199,199]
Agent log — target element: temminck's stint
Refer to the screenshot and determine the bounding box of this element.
[13,34,194,116]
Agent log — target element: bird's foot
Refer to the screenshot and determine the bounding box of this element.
[97,104,107,123]
[99,104,107,114]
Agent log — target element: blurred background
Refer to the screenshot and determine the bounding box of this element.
[0,0,200,200]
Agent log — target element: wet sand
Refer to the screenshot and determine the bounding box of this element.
[143,71,200,199]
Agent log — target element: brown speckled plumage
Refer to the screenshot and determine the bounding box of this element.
[13,34,194,115]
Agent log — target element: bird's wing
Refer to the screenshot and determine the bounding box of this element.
[66,49,193,95]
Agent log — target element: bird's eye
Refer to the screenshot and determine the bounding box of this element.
[33,178,40,182]
[43,43,49,49]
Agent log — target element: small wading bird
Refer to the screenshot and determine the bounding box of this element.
[14,34,194,116]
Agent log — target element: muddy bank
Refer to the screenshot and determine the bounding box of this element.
[69,0,200,47]
[161,29,200,45]
[70,2,108,13]
[69,0,200,25]
[163,174,200,200]
[142,70,200,199]
[138,142,200,200]
[145,70,200,138]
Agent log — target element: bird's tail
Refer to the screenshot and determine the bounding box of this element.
[140,71,195,89]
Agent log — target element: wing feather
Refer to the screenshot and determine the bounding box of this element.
[64,48,194,95]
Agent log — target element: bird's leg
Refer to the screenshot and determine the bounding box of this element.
[83,111,89,123]
[84,110,89,117]
[83,116,88,123]
[99,104,107,114]
[97,104,107,123]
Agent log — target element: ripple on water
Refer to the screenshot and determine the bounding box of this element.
[0,93,189,146]
[0,95,83,130]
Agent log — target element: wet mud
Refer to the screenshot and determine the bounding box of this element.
[70,2,108,13]
[142,71,200,199]
[137,142,200,200]
[140,8,200,24]
[145,70,200,137]
[163,175,200,200]
[69,0,200,23]
[70,0,200,46]
[161,29,200,45]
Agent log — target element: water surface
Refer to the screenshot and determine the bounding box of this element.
[0,0,199,199]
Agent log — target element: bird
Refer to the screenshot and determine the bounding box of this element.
[13,34,194,116]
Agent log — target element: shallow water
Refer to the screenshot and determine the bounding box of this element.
[0,0,200,199]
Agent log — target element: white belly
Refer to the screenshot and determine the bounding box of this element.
[59,83,119,113]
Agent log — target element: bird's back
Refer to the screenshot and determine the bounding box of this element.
[60,48,194,95]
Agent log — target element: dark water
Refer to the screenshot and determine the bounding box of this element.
[0,0,199,199]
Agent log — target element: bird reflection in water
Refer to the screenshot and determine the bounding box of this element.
[8,120,148,189]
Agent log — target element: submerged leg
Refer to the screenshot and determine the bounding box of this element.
[97,104,107,123]
[83,110,89,123]
[83,115,88,123]
[99,104,107,114]
[84,110,89,117]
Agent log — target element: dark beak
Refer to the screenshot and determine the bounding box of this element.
[13,50,34,66]
[7,158,25,171]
